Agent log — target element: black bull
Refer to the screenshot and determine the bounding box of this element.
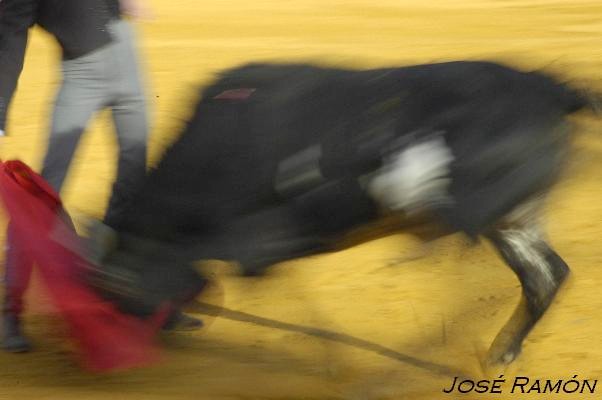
[89,61,594,365]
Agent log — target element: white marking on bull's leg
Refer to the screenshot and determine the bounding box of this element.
[496,195,557,293]
[501,195,547,239]
[497,227,556,290]
[485,196,570,364]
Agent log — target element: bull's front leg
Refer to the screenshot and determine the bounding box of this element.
[484,214,570,365]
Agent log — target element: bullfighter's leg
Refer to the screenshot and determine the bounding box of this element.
[40,46,112,192]
[3,50,110,353]
[2,225,34,352]
[104,19,149,230]
[484,197,569,364]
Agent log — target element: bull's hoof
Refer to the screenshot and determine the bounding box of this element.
[486,341,521,366]
[500,351,518,364]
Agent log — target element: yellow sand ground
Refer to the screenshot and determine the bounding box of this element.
[1,1,601,399]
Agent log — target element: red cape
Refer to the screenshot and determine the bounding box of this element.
[0,160,165,371]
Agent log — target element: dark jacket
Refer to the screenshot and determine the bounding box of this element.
[0,0,121,131]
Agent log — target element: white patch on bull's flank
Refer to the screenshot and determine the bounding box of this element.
[363,136,455,214]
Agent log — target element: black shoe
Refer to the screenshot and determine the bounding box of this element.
[2,315,31,353]
[162,311,204,331]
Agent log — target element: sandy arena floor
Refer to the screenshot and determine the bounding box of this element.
[1,1,602,399]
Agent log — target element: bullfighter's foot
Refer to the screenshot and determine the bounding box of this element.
[1,315,31,353]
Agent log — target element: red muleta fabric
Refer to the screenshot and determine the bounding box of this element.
[0,160,165,371]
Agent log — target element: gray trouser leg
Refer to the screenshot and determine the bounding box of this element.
[104,19,149,229]
[104,95,148,228]
[41,45,110,192]
[41,99,103,192]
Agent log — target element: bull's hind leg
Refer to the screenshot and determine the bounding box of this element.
[484,198,570,364]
